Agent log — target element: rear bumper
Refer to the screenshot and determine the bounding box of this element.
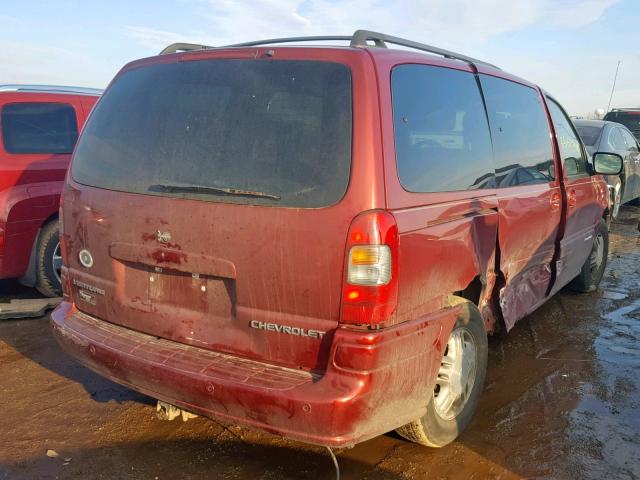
[51,301,458,447]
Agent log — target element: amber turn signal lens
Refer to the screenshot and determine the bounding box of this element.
[347,245,392,286]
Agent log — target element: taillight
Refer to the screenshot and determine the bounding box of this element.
[340,210,399,326]
[0,225,5,252]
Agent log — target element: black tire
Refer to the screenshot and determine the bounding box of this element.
[35,220,62,297]
[396,300,488,447]
[569,219,608,293]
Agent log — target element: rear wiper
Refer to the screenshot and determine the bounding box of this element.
[149,184,281,200]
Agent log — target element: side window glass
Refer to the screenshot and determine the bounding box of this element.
[1,102,78,154]
[620,128,639,151]
[391,65,495,193]
[480,75,554,187]
[608,127,626,151]
[547,99,588,177]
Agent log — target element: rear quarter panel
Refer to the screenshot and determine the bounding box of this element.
[372,52,499,329]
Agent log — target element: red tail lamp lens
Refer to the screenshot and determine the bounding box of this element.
[340,210,398,326]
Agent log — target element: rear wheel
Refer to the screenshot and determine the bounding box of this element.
[396,300,488,447]
[35,220,62,298]
[569,219,608,293]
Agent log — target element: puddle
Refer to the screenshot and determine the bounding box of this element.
[601,290,628,300]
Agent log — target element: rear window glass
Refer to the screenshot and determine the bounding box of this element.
[391,65,495,192]
[575,125,602,147]
[1,103,78,154]
[72,59,352,208]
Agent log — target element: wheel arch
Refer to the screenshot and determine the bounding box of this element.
[454,273,503,335]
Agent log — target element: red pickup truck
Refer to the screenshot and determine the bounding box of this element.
[0,85,100,296]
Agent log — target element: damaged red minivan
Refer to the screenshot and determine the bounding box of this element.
[52,30,623,448]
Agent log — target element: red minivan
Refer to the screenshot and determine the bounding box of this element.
[51,31,622,448]
[0,85,100,296]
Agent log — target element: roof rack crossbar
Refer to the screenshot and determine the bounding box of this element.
[225,35,353,48]
[159,29,500,70]
[350,30,499,69]
[160,37,351,55]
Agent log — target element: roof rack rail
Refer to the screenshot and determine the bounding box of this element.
[350,30,499,69]
[0,84,103,96]
[159,42,214,55]
[159,29,500,70]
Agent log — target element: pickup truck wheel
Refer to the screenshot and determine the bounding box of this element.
[396,301,488,447]
[569,219,608,293]
[35,220,62,298]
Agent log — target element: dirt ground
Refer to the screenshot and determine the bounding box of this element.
[1,206,639,480]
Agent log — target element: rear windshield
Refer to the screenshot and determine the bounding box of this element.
[2,103,78,154]
[72,59,352,208]
[603,111,640,136]
[575,125,602,146]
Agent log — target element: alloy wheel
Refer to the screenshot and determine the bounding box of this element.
[433,327,478,421]
[589,232,605,273]
[52,241,62,284]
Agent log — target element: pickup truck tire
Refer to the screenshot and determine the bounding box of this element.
[35,220,62,298]
[569,219,608,293]
[396,300,488,447]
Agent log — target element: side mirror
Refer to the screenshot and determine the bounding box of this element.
[593,152,623,175]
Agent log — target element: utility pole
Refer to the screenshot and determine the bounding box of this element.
[607,60,621,113]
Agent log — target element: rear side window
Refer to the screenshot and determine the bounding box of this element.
[72,59,352,208]
[391,65,495,192]
[1,103,78,154]
[547,99,588,177]
[480,75,554,187]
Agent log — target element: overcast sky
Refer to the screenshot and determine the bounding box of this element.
[1,0,637,116]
